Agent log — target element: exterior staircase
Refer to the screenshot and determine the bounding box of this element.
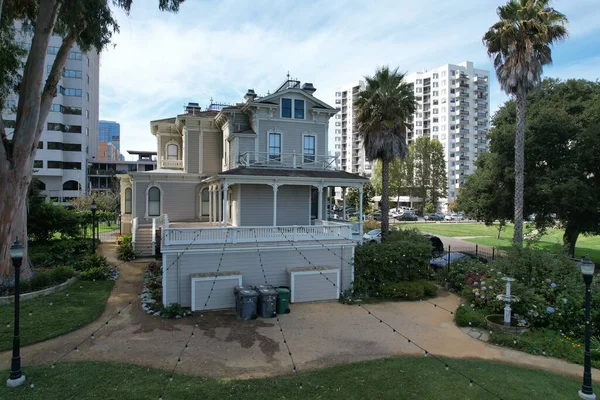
[134,225,154,257]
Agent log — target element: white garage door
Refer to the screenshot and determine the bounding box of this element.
[191,274,242,311]
[289,267,340,303]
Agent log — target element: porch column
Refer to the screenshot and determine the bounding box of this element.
[317,184,323,221]
[342,187,346,220]
[208,186,213,223]
[223,182,229,226]
[272,184,278,227]
[358,185,364,236]
[218,183,222,227]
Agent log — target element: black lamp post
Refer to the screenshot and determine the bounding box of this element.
[579,256,596,400]
[6,239,25,388]
[91,199,97,254]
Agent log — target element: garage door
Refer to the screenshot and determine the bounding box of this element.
[191,273,242,311]
[288,267,340,303]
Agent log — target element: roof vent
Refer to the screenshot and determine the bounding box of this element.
[244,89,257,102]
[302,83,316,95]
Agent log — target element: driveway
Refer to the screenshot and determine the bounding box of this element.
[0,243,596,382]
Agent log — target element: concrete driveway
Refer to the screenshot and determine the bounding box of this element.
[1,243,597,382]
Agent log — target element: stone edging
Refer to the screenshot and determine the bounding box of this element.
[0,276,77,305]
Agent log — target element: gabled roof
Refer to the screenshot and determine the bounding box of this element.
[219,167,368,181]
[251,88,336,112]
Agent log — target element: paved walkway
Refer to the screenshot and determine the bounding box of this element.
[1,243,598,382]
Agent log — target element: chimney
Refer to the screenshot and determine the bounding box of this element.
[244,89,257,102]
[185,102,201,115]
[302,83,316,95]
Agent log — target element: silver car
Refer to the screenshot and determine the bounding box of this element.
[363,229,381,244]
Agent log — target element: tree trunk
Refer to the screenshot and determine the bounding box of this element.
[512,89,526,248]
[563,225,579,258]
[381,159,390,241]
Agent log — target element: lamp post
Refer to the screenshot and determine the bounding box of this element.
[6,239,25,387]
[91,199,97,254]
[579,256,596,400]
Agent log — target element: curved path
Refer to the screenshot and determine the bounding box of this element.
[1,243,598,382]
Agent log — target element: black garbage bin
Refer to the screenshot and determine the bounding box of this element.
[234,285,255,315]
[256,287,278,318]
[238,289,259,321]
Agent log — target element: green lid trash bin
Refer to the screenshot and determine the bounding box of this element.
[275,287,290,315]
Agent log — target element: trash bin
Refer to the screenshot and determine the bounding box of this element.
[238,289,259,321]
[234,285,254,315]
[254,284,274,292]
[275,287,290,315]
[256,287,278,318]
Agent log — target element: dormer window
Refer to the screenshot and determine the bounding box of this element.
[167,143,178,160]
[281,98,305,119]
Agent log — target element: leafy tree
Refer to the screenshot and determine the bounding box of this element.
[483,0,568,247]
[423,202,435,215]
[70,192,118,213]
[371,157,411,208]
[355,67,415,241]
[345,181,376,214]
[27,180,79,242]
[457,79,600,256]
[0,0,184,278]
[410,137,447,211]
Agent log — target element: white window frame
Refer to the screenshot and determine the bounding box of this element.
[164,139,180,161]
[145,182,163,218]
[294,98,306,120]
[281,97,306,120]
[302,133,316,163]
[267,130,282,161]
[124,187,132,214]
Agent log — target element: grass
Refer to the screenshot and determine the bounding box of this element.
[1,357,598,399]
[0,280,114,351]
[397,222,600,264]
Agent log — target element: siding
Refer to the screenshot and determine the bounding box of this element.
[163,244,354,308]
[161,182,198,221]
[239,184,274,226]
[134,181,146,219]
[291,270,339,303]
[160,135,182,159]
[202,128,221,175]
[230,185,240,226]
[186,128,200,174]
[239,136,255,154]
[192,277,240,310]
[259,119,327,159]
[276,185,310,226]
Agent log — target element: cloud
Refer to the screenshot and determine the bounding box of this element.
[99,0,600,153]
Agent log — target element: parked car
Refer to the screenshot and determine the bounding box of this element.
[424,213,444,221]
[429,252,488,270]
[372,211,383,221]
[396,212,418,221]
[363,228,382,244]
[444,213,464,221]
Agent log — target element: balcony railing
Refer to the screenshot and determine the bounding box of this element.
[239,151,338,170]
[160,159,183,169]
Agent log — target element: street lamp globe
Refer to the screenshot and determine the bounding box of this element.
[580,256,595,277]
[9,239,24,261]
[90,199,97,212]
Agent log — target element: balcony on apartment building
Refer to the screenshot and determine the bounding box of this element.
[476,102,487,109]
[457,100,469,107]
[458,72,469,80]
[477,111,487,118]
[457,91,469,98]
[457,109,469,116]
[475,84,487,91]
[474,75,488,83]
[457,82,470,89]
[455,145,470,152]
[239,151,338,170]
[477,121,487,127]
[455,155,470,161]
[455,136,470,144]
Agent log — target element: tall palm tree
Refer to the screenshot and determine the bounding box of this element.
[355,67,415,241]
[483,0,568,247]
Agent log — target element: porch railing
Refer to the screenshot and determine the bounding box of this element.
[238,151,338,170]
[132,217,139,250]
[162,221,352,246]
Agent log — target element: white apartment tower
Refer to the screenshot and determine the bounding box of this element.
[406,61,490,205]
[3,31,100,203]
[333,81,372,177]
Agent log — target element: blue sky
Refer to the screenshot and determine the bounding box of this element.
[99,0,600,155]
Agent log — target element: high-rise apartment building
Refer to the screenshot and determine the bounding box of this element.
[406,61,489,205]
[98,120,121,161]
[333,81,372,177]
[2,30,100,203]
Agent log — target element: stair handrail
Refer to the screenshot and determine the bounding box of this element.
[132,217,139,251]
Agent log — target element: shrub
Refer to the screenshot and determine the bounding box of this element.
[117,235,135,261]
[379,281,437,300]
[51,266,75,283]
[80,266,111,281]
[362,220,381,231]
[29,238,91,268]
[161,303,185,318]
[28,271,53,292]
[423,282,438,297]
[148,261,160,272]
[78,254,110,271]
[454,305,487,328]
[353,229,432,295]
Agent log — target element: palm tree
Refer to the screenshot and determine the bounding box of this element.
[355,67,415,241]
[483,0,568,247]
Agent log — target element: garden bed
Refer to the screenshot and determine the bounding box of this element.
[0,276,77,305]
[140,262,190,318]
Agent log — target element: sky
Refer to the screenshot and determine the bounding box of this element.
[98,0,600,156]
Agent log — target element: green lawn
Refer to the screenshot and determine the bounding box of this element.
[398,222,600,264]
[1,358,596,399]
[0,280,114,351]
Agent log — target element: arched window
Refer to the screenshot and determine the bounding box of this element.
[62,180,80,191]
[124,187,132,214]
[148,186,161,216]
[34,180,46,191]
[201,188,209,216]
[167,144,178,160]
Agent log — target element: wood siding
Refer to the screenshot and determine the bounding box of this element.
[277,185,310,226]
[163,244,354,308]
[202,129,221,175]
[239,184,274,226]
[258,119,327,158]
[192,278,239,310]
[161,182,199,221]
[291,271,339,303]
[186,129,200,174]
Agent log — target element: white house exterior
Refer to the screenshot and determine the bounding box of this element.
[118,78,367,310]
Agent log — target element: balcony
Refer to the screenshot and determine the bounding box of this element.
[160,159,183,169]
[458,110,469,116]
[455,137,470,144]
[476,84,487,91]
[458,73,469,80]
[239,151,338,170]
[477,112,487,117]
[458,91,469,98]
[476,102,488,109]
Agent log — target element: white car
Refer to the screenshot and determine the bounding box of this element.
[445,213,464,221]
[363,229,382,244]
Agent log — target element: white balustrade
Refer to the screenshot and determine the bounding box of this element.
[160,159,183,169]
[238,151,338,170]
[132,217,139,250]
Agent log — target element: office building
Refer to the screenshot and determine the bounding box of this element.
[98,120,121,161]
